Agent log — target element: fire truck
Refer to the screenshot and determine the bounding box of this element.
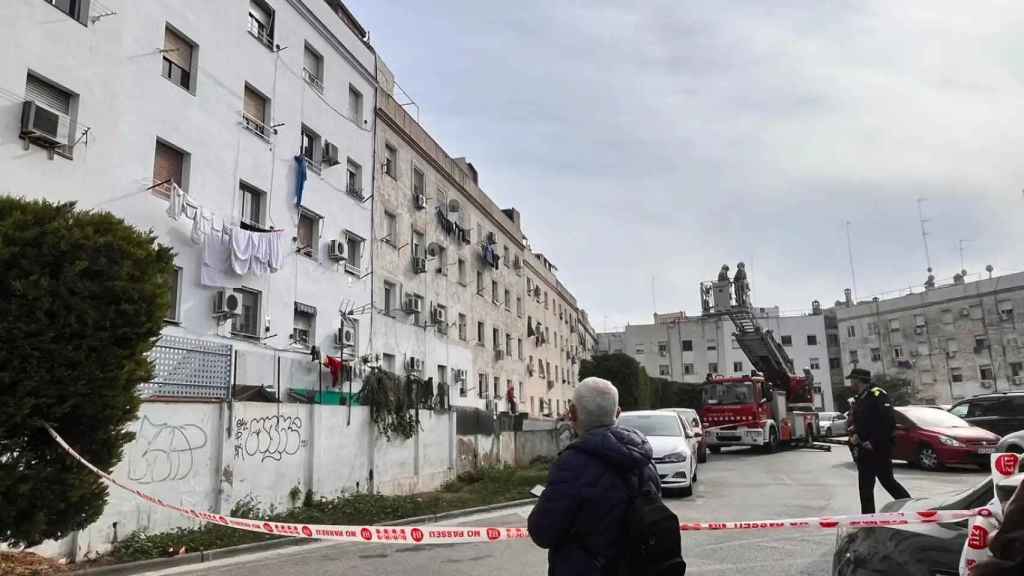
[698,269,819,453]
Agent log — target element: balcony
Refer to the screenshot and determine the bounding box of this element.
[241,111,272,143]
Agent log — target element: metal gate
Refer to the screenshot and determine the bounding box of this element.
[139,335,233,400]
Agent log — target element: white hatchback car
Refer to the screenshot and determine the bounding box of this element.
[818,411,848,437]
[618,410,698,497]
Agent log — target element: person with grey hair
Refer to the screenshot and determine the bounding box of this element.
[529,377,674,575]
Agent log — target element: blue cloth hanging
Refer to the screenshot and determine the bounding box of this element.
[294,155,307,206]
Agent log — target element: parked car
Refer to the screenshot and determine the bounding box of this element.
[949,392,1024,437]
[833,473,1022,575]
[659,407,708,462]
[818,411,848,437]
[998,429,1024,453]
[618,410,698,497]
[892,406,1000,470]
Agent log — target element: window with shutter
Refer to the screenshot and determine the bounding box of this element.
[26,75,70,114]
[248,0,274,47]
[162,27,193,90]
[303,44,323,91]
[242,85,268,136]
[152,141,185,197]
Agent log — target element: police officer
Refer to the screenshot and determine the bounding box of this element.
[848,368,911,514]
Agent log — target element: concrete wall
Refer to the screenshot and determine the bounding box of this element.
[33,400,454,560]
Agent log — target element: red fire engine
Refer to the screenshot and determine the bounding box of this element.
[698,268,819,452]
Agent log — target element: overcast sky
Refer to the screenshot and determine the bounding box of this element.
[347,0,1024,331]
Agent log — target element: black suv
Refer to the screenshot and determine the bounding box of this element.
[949,392,1024,437]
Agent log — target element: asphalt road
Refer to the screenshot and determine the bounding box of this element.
[147,445,987,576]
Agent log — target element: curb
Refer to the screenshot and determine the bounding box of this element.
[75,498,536,575]
[818,437,849,446]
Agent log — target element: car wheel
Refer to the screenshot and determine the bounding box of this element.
[680,484,693,497]
[698,446,708,463]
[916,444,942,471]
[767,427,780,453]
[825,426,832,437]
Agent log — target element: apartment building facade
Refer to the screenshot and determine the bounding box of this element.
[523,253,583,417]
[371,59,527,412]
[833,271,1024,404]
[598,308,835,411]
[1,0,377,397]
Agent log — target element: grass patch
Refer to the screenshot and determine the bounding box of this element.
[104,462,549,564]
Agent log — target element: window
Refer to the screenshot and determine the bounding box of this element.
[239,181,266,230]
[493,376,500,398]
[683,363,695,375]
[980,365,994,381]
[242,84,269,138]
[659,365,671,377]
[1011,362,1023,377]
[348,85,363,124]
[506,334,513,356]
[478,373,487,398]
[827,333,840,347]
[436,246,448,276]
[504,289,511,310]
[951,367,964,383]
[412,230,425,259]
[974,335,989,352]
[344,231,364,274]
[636,345,645,355]
[153,140,186,198]
[518,381,524,400]
[970,305,984,320]
[708,362,718,374]
[848,349,859,364]
[384,143,398,178]
[733,361,743,373]
[682,339,693,352]
[780,335,793,347]
[516,296,523,317]
[889,318,901,332]
[457,258,467,285]
[162,27,195,91]
[998,301,1015,321]
[412,167,425,196]
[829,357,841,370]
[301,125,321,171]
[707,340,717,351]
[458,313,467,341]
[809,357,820,370]
[476,270,484,295]
[947,339,960,354]
[165,266,182,322]
[806,334,818,346]
[493,328,501,351]
[658,342,668,357]
[892,345,903,360]
[248,0,274,48]
[383,211,397,246]
[870,347,882,362]
[383,281,395,316]
[303,43,323,91]
[847,325,856,338]
[518,338,524,359]
[232,288,261,338]
[942,309,954,324]
[297,209,320,258]
[914,314,927,327]
[492,280,499,304]
[867,322,879,336]
[346,159,363,198]
[503,245,510,267]
[477,321,485,345]
[530,396,535,414]
[382,353,396,373]
[292,302,316,348]
[43,0,85,22]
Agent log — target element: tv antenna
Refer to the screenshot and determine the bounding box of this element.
[917,198,933,275]
[845,220,858,301]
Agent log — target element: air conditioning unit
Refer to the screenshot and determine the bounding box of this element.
[322,141,340,166]
[1013,376,1024,386]
[213,290,241,315]
[414,193,427,209]
[432,307,445,323]
[407,356,423,372]
[413,257,427,274]
[404,295,422,314]
[21,101,70,148]
[327,239,346,261]
[960,308,971,317]
[980,380,994,390]
[336,326,355,347]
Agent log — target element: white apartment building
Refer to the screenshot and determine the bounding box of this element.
[598,308,835,411]
[0,0,376,398]
[524,253,583,417]
[370,60,527,412]
[833,271,1024,404]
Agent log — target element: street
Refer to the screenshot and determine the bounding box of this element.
[146,445,987,576]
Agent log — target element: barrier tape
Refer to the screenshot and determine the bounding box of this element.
[45,425,988,544]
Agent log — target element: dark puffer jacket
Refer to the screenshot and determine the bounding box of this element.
[528,425,661,576]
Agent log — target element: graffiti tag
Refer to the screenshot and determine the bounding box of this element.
[234,416,306,462]
[127,416,208,484]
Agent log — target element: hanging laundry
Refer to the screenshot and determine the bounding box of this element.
[190,207,213,246]
[230,225,255,275]
[200,228,237,287]
[268,229,284,272]
[166,182,186,221]
[323,355,343,387]
[294,155,307,207]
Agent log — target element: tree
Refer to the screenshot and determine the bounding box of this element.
[648,377,703,410]
[872,374,914,406]
[579,353,649,410]
[0,199,174,547]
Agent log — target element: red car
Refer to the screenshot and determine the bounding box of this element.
[892,406,1000,470]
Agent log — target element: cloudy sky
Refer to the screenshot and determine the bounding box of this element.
[347,0,1024,330]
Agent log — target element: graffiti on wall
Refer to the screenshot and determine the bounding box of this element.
[127,416,208,484]
[234,415,307,462]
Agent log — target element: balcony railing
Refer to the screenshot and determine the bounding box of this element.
[302,68,324,93]
[241,111,272,142]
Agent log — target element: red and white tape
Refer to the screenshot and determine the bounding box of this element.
[46,425,987,544]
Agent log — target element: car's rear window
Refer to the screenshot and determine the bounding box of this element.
[619,414,682,437]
